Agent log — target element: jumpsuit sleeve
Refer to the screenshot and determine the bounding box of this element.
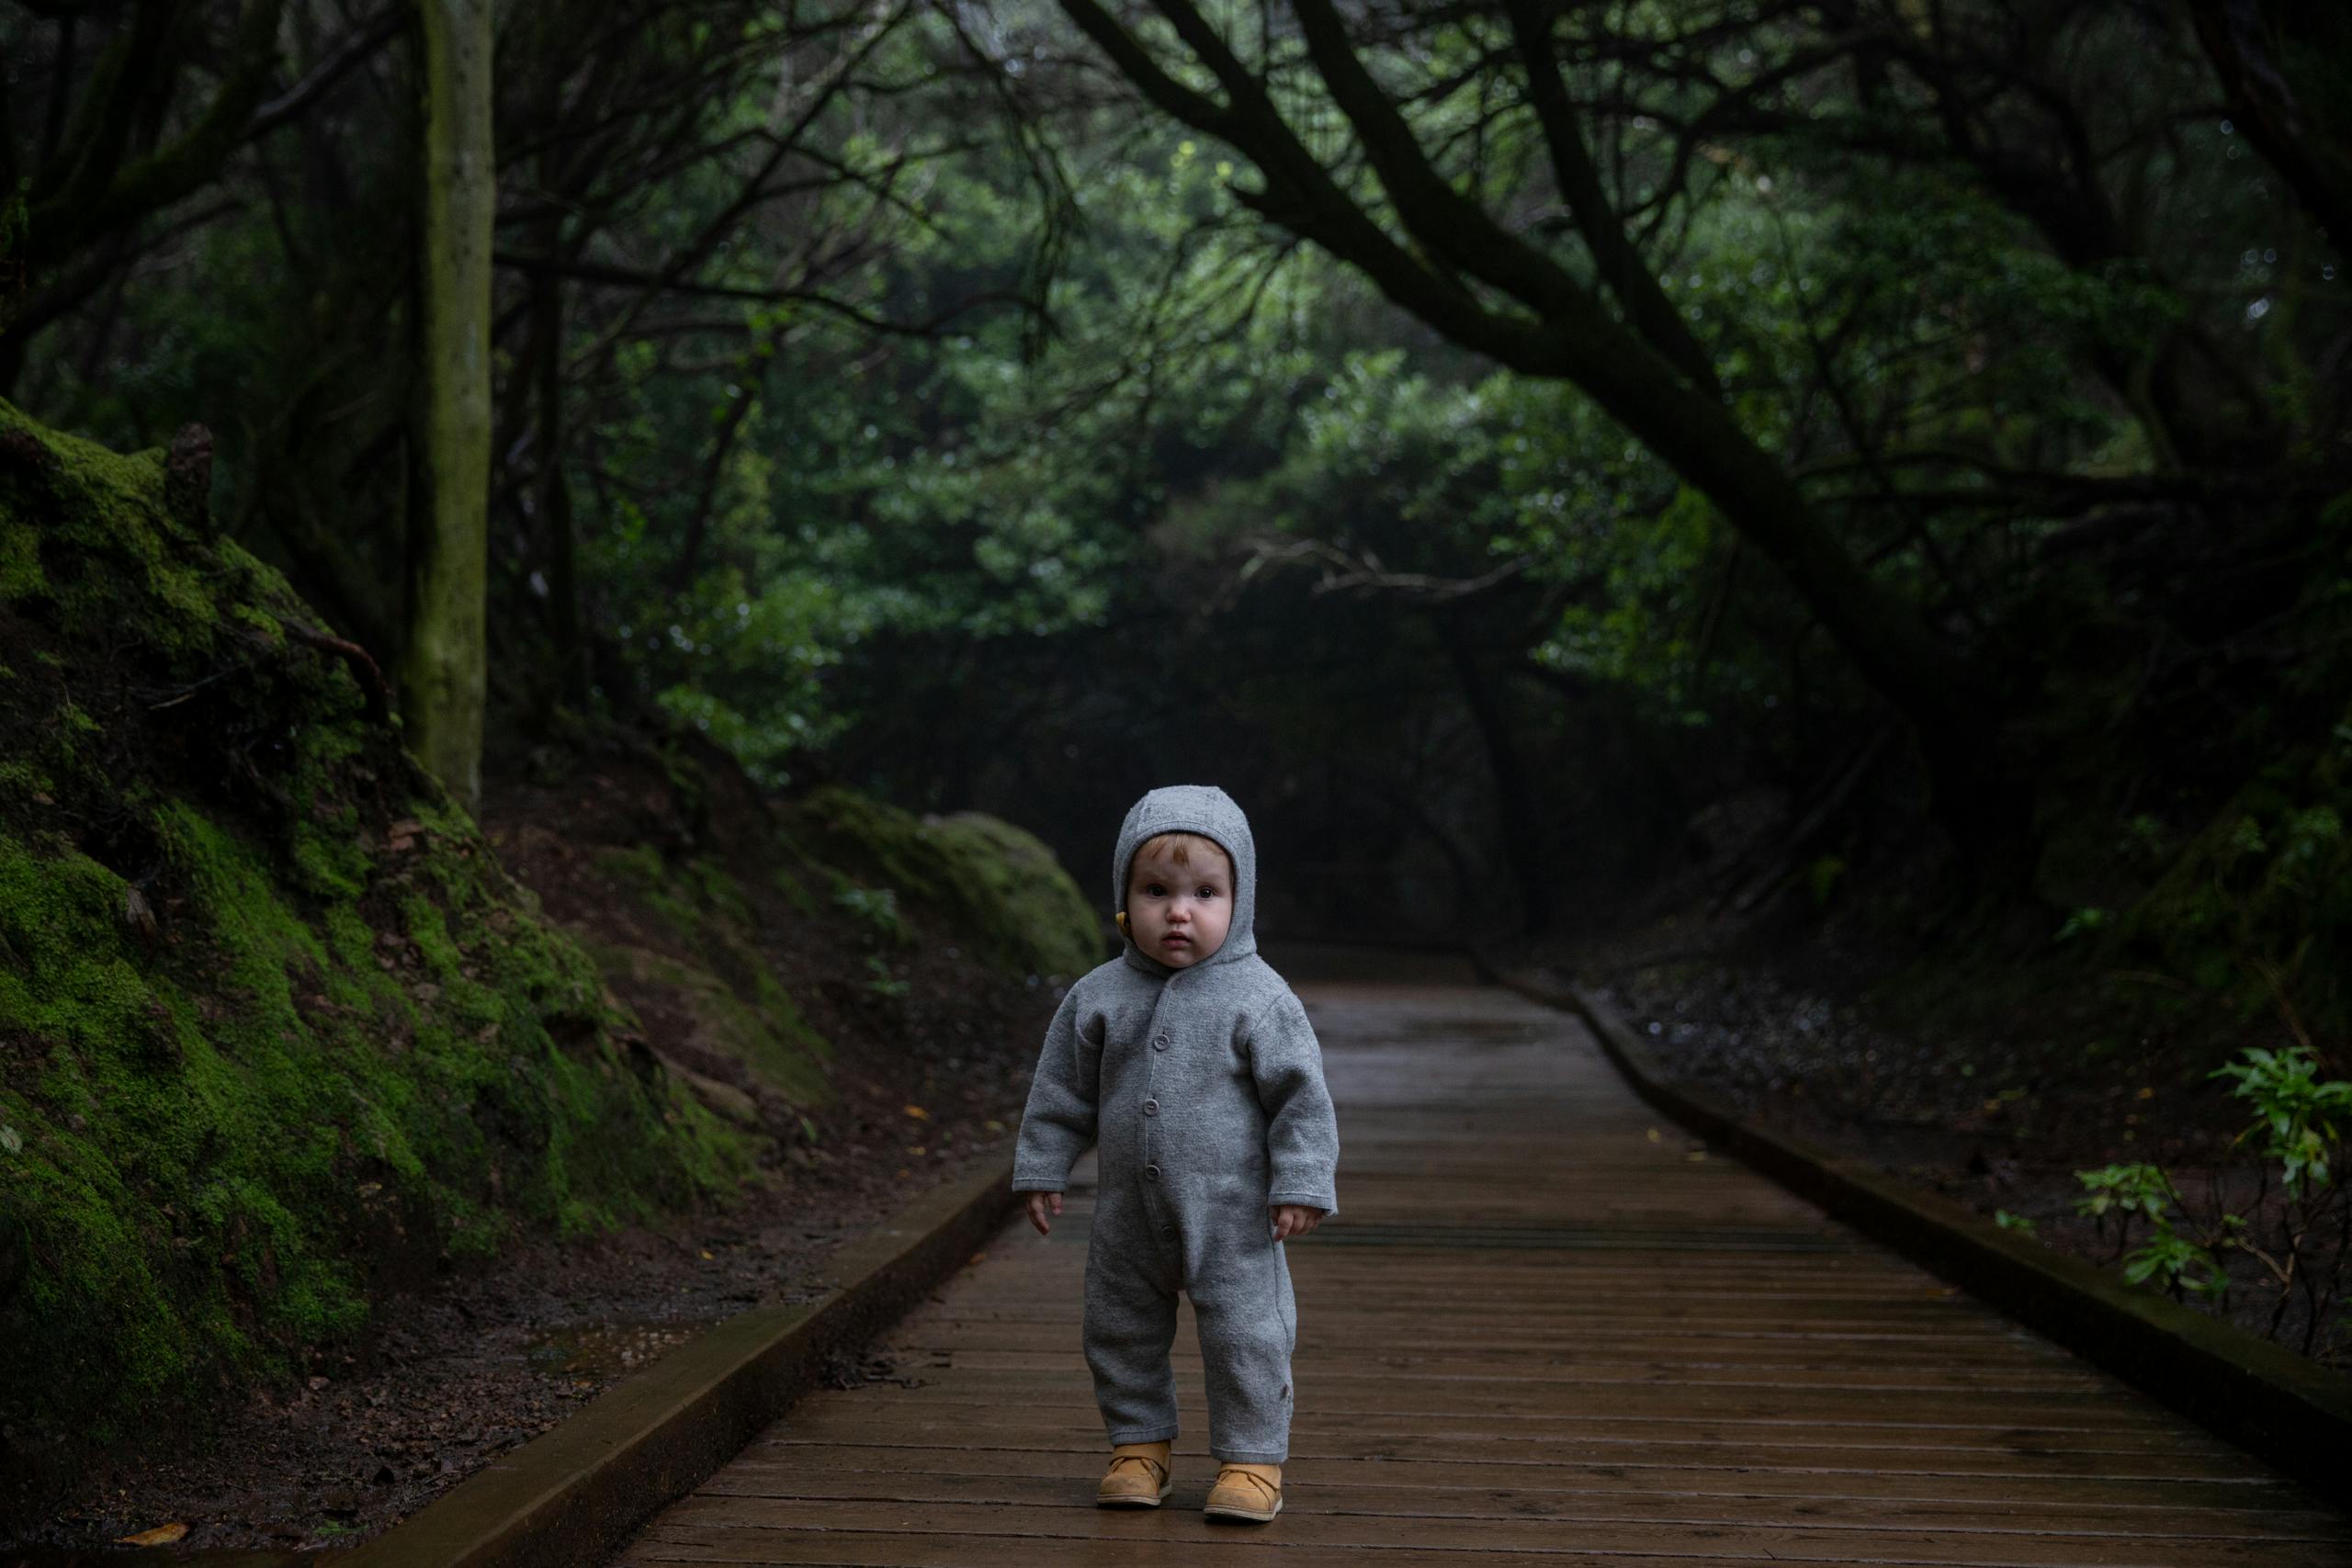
[1011,987,1100,1192]
[1248,988,1340,1216]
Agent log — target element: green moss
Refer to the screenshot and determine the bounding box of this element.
[797,786,1103,979]
[769,862,820,917]
[0,761,51,798]
[685,855,757,929]
[592,843,705,937]
[576,838,836,1112]
[589,941,826,1104]
[924,812,1106,979]
[0,803,759,1439]
[403,891,466,980]
[288,718,369,899]
[0,398,759,1454]
[0,518,40,600]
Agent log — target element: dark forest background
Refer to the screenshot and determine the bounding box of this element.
[6,8,2352,1514]
[5,0,2348,1007]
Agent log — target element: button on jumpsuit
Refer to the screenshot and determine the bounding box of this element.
[1012,784,1340,1464]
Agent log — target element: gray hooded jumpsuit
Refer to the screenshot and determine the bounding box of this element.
[1012,785,1340,1464]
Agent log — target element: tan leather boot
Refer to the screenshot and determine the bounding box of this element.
[1203,1461,1283,1522]
[1095,1440,1172,1507]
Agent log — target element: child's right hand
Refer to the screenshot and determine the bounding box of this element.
[1025,1191,1064,1235]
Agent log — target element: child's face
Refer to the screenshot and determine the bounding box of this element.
[1125,841,1233,969]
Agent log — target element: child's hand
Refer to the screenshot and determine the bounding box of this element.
[1270,1204,1324,1242]
[1025,1191,1063,1236]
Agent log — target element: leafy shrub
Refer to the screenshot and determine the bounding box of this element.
[2075,1044,2350,1359]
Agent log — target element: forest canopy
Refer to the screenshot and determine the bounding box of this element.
[1,0,2346,1012]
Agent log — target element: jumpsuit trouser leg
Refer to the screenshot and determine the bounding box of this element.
[1082,1183,1301,1463]
[1082,1186,1182,1445]
[1191,1217,1297,1464]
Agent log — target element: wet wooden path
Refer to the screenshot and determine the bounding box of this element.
[614,972,2352,1566]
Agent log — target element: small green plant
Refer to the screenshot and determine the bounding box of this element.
[2211,1045,2352,1194]
[2119,812,2167,864]
[2122,1226,2233,1299]
[1994,1209,2037,1236]
[2073,1163,2233,1302]
[2073,1162,2176,1221]
[2054,905,2110,942]
[2073,1043,2349,1359]
[863,953,910,999]
[833,884,909,945]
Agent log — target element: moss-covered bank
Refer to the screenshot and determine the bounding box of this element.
[0,402,760,1463]
[477,731,1102,1148]
[794,786,1105,983]
[0,400,1105,1483]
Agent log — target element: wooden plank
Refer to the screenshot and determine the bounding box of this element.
[699,1461,2352,1539]
[618,1527,1768,1567]
[880,1350,2107,1382]
[755,1413,2255,1463]
[881,1325,2079,1367]
[605,979,2350,1568]
[797,1374,2187,1425]
[747,1420,2285,1482]
[710,1445,2342,1520]
[842,1349,2121,1392]
[633,1500,2346,1566]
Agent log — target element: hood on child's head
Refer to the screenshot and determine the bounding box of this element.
[1114,784,1259,972]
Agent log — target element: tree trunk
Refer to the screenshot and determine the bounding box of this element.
[1439,612,1551,933]
[400,0,495,815]
[528,220,589,711]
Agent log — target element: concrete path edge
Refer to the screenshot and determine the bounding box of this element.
[1487,961,2352,1510]
[339,1156,1021,1568]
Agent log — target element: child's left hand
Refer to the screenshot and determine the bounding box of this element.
[1270,1204,1325,1241]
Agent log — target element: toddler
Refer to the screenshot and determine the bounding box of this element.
[1012,784,1339,1524]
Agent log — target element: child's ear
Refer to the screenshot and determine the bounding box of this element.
[1114,910,1130,939]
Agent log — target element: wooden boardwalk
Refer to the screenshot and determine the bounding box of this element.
[614,976,2352,1566]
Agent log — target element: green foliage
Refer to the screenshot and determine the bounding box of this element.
[2072,1164,2232,1299]
[862,954,910,1001]
[2073,1162,2178,1222]
[2055,907,2112,942]
[2212,1045,2352,1195]
[2071,1045,2351,1353]
[833,885,910,946]
[2121,1228,2233,1299]
[2118,716,2352,1033]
